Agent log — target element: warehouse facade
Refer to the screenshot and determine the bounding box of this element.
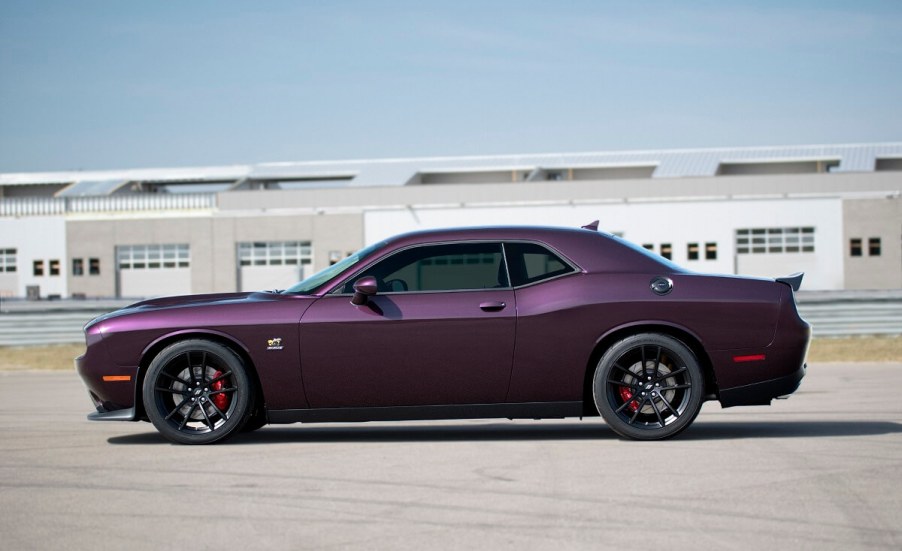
[0,143,900,299]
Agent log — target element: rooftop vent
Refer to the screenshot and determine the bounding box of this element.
[875,157,902,172]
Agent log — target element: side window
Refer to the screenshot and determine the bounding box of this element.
[505,242,575,287]
[343,242,508,293]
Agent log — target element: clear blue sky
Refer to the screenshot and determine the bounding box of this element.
[1,0,900,172]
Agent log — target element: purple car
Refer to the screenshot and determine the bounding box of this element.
[76,223,810,444]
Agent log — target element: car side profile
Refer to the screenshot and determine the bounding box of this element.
[76,223,810,444]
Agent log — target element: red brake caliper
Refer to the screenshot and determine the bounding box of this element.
[619,386,640,413]
[211,370,229,411]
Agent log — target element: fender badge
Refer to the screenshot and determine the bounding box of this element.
[267,337,284,351]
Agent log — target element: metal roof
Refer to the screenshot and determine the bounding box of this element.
[2,143,900,195]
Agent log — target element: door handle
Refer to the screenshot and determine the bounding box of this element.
[479,301,506,312]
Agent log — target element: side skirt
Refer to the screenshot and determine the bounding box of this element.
[267,401,584,424]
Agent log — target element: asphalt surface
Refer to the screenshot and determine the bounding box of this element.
[1,363,900,550]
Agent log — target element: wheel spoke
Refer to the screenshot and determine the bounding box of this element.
[614,364,638,379]
[654,346,663,374]
[198,402,216,431]
[649,396,666,427]
[178,402,197,430]
[208,370,232,386]
[160,371,190,386]
[640,345,648,376]
[164,396,191,420]
[208,386,237,396]
[657,393,681,417]
[156,386,188,396]
[607,377,639,388]
[658,383,692,392]
[656,366,687,382]
[615,393,640,414]
[206,400,228,421]
[628,399,644,424]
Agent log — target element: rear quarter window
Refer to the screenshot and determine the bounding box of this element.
[505,242,576,287]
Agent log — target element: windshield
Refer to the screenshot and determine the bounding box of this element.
[283,240,387,295]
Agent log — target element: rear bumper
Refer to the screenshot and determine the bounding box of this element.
[719,362,806,407]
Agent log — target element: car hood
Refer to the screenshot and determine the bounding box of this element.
[85,291,284,329]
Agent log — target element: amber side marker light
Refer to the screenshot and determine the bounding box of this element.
[733,354,766,363]
[102,375,132,382]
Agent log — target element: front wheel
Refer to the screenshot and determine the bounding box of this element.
[143,340,252,445]
[593,333,704,440]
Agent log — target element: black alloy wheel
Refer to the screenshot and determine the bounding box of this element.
[593,333,704,440]
[143,339,252,445]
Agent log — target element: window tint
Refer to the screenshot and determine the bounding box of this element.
[505,242,574,287]
[344,242,508,293]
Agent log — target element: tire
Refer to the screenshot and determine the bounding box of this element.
[593,333,704,440]
[143,339,252,445]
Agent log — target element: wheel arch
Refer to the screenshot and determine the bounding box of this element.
[133,330,264,422]
[581,322,718,416]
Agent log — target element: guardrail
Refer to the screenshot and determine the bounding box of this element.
[0,293,899,347]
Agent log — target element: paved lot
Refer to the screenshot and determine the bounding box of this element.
[1,363,901,550]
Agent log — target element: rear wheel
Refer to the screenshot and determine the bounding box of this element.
[143,340,252,445]
[593,333,703,440]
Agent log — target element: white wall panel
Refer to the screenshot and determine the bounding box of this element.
[0,216,67,297]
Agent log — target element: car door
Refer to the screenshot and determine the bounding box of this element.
[298,241,516,408]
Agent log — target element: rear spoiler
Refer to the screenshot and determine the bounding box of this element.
[776,272,804,292]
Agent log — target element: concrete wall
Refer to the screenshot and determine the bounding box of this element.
[843,197,902,289]
[66,212,364,298]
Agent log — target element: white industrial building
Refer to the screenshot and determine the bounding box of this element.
[0,143,899,299]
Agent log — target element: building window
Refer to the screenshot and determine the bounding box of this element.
[33,260,44,276]
[72,258,84,276]
[0,248,16,273]
[49,259,60,276]
[850,238,863,257]
[89,258,101,275]
[118,244,189,270]
[736,227,815,254]
[705,242,718,260]
[687,243,699,261]
[660,243,672,260]
[869,237,882,256]
[238,241,312,267]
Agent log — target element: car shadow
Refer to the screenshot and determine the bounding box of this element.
[106,419,902,445]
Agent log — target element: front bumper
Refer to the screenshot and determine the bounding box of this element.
[87,407,137,421]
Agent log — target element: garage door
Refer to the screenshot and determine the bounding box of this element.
[117,244,192,298]
[237,241,313,292]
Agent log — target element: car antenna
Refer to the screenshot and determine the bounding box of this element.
[581,220,599,231]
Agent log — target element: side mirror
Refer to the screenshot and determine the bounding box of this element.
[351,276,378,305]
